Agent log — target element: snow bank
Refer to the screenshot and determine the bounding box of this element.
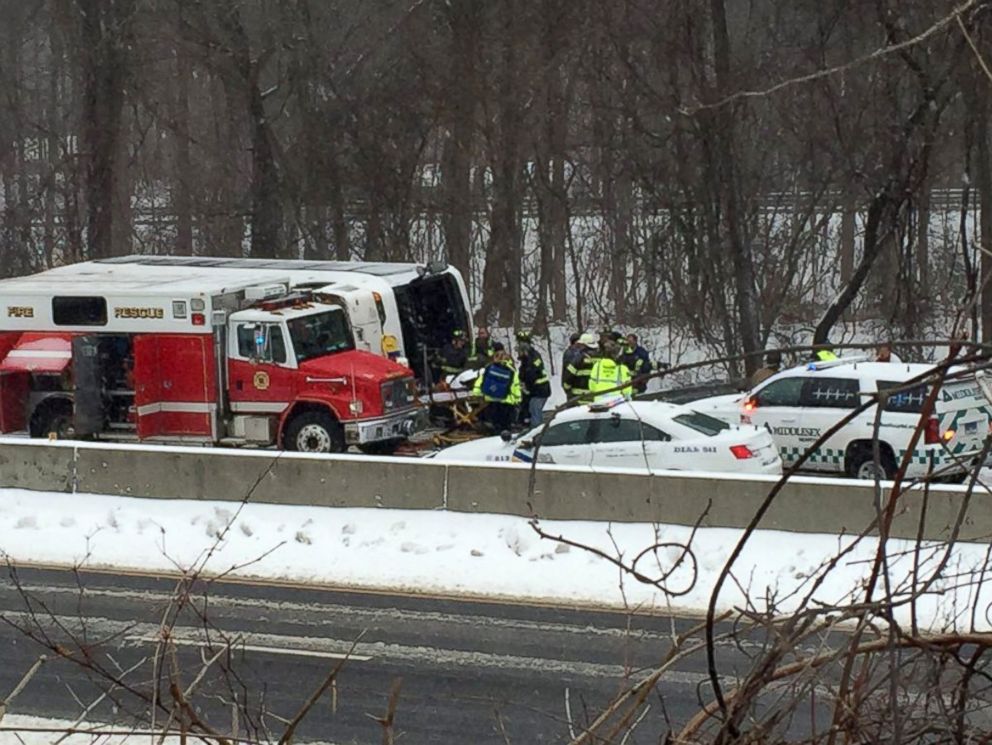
[1,488,990,632]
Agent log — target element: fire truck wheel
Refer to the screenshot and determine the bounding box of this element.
[358,439,403,456]
[30,399,76,440]
[284,410,345,453]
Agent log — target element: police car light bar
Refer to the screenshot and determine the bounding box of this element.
[587,397,627,412]
[806,354,870,371]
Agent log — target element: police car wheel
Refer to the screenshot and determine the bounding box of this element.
[847,447,896,480]
[285,411,344,453]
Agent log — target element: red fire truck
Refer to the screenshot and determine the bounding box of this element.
[0,256,467,453]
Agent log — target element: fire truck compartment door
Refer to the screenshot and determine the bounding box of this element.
[0,371,28,433]
[134,334,216,439]
[317,287,380,353]
[0,333,70,374]
[0,332,28,433]
[72,336,105,436]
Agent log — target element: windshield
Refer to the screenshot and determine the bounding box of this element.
[287,309,354,363]
[674,411,730,436]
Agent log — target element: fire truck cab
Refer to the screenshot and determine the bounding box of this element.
[0,258,434,453]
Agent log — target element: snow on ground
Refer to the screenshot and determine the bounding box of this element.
[0,716,216,744]
[1,487,991,633]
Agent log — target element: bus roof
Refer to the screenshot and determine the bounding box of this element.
[0,255,431,297]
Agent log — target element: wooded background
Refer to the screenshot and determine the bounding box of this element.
[1,0,991,373]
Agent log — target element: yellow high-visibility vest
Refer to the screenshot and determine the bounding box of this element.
[588,358,632,401]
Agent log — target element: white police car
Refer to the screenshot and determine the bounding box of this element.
[432,399,782,475]
[696,357,992,480]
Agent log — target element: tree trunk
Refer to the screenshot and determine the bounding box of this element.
[709,0,761,375]
[440,0,480,279]
[916,184,929,296]
[330,162,350,260]
[533,0,570,330]
[840,194,856,284]
[815,193,898,344]
[77,0,132,259]
[479,2,524,327]
[247,79,282,258]
[977,91,992,344]
[174,33,194,256]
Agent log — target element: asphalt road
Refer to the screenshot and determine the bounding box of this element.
[0,565,797,744]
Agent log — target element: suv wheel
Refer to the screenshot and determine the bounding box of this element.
[847,446,896,480]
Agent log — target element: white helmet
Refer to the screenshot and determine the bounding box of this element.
[578,332,598,347]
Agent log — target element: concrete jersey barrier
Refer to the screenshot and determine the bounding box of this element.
[0,438,987,542]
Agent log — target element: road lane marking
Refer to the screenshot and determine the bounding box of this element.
[0,581,688,643]
[124,635,372,661]
[0,612,372,664]
[3,559,704,619]
[0,610,708,685]
[0,581,833,660]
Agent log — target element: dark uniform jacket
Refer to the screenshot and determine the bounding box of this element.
[620,344,652,392]
[438,342,469,376]
[518,349,551,398]
[563,349,596,394]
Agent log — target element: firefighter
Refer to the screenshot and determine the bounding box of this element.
[437,329,470,380]
[588,341,632,402]
[562,333,598,402]
[748,349,782,389]
[561,332,582,390]
[875,342,902,363]
[598,328,614,356]
[471,326,493,367]
[515,331,551,426]
[811,343,839,362]
[473,348,522,432]
[620,333,653,394]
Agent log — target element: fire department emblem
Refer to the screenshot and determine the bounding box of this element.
[253,371,270,391]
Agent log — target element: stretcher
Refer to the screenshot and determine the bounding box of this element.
[417,378,491,446]
[419,390,488,430]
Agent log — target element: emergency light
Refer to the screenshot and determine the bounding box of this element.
[245,283,288,301]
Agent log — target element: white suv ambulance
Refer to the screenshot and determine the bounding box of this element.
[698,358,992,480]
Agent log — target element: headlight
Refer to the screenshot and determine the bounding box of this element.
[382,378,416,410]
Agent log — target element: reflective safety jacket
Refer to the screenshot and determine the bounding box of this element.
[563,350,596,395]
[815,349,839,362]
[588,358,632,401]
[438,342,469,375]
[518,349,551,398]
[473,359,522,404]
[620,344,651,376]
